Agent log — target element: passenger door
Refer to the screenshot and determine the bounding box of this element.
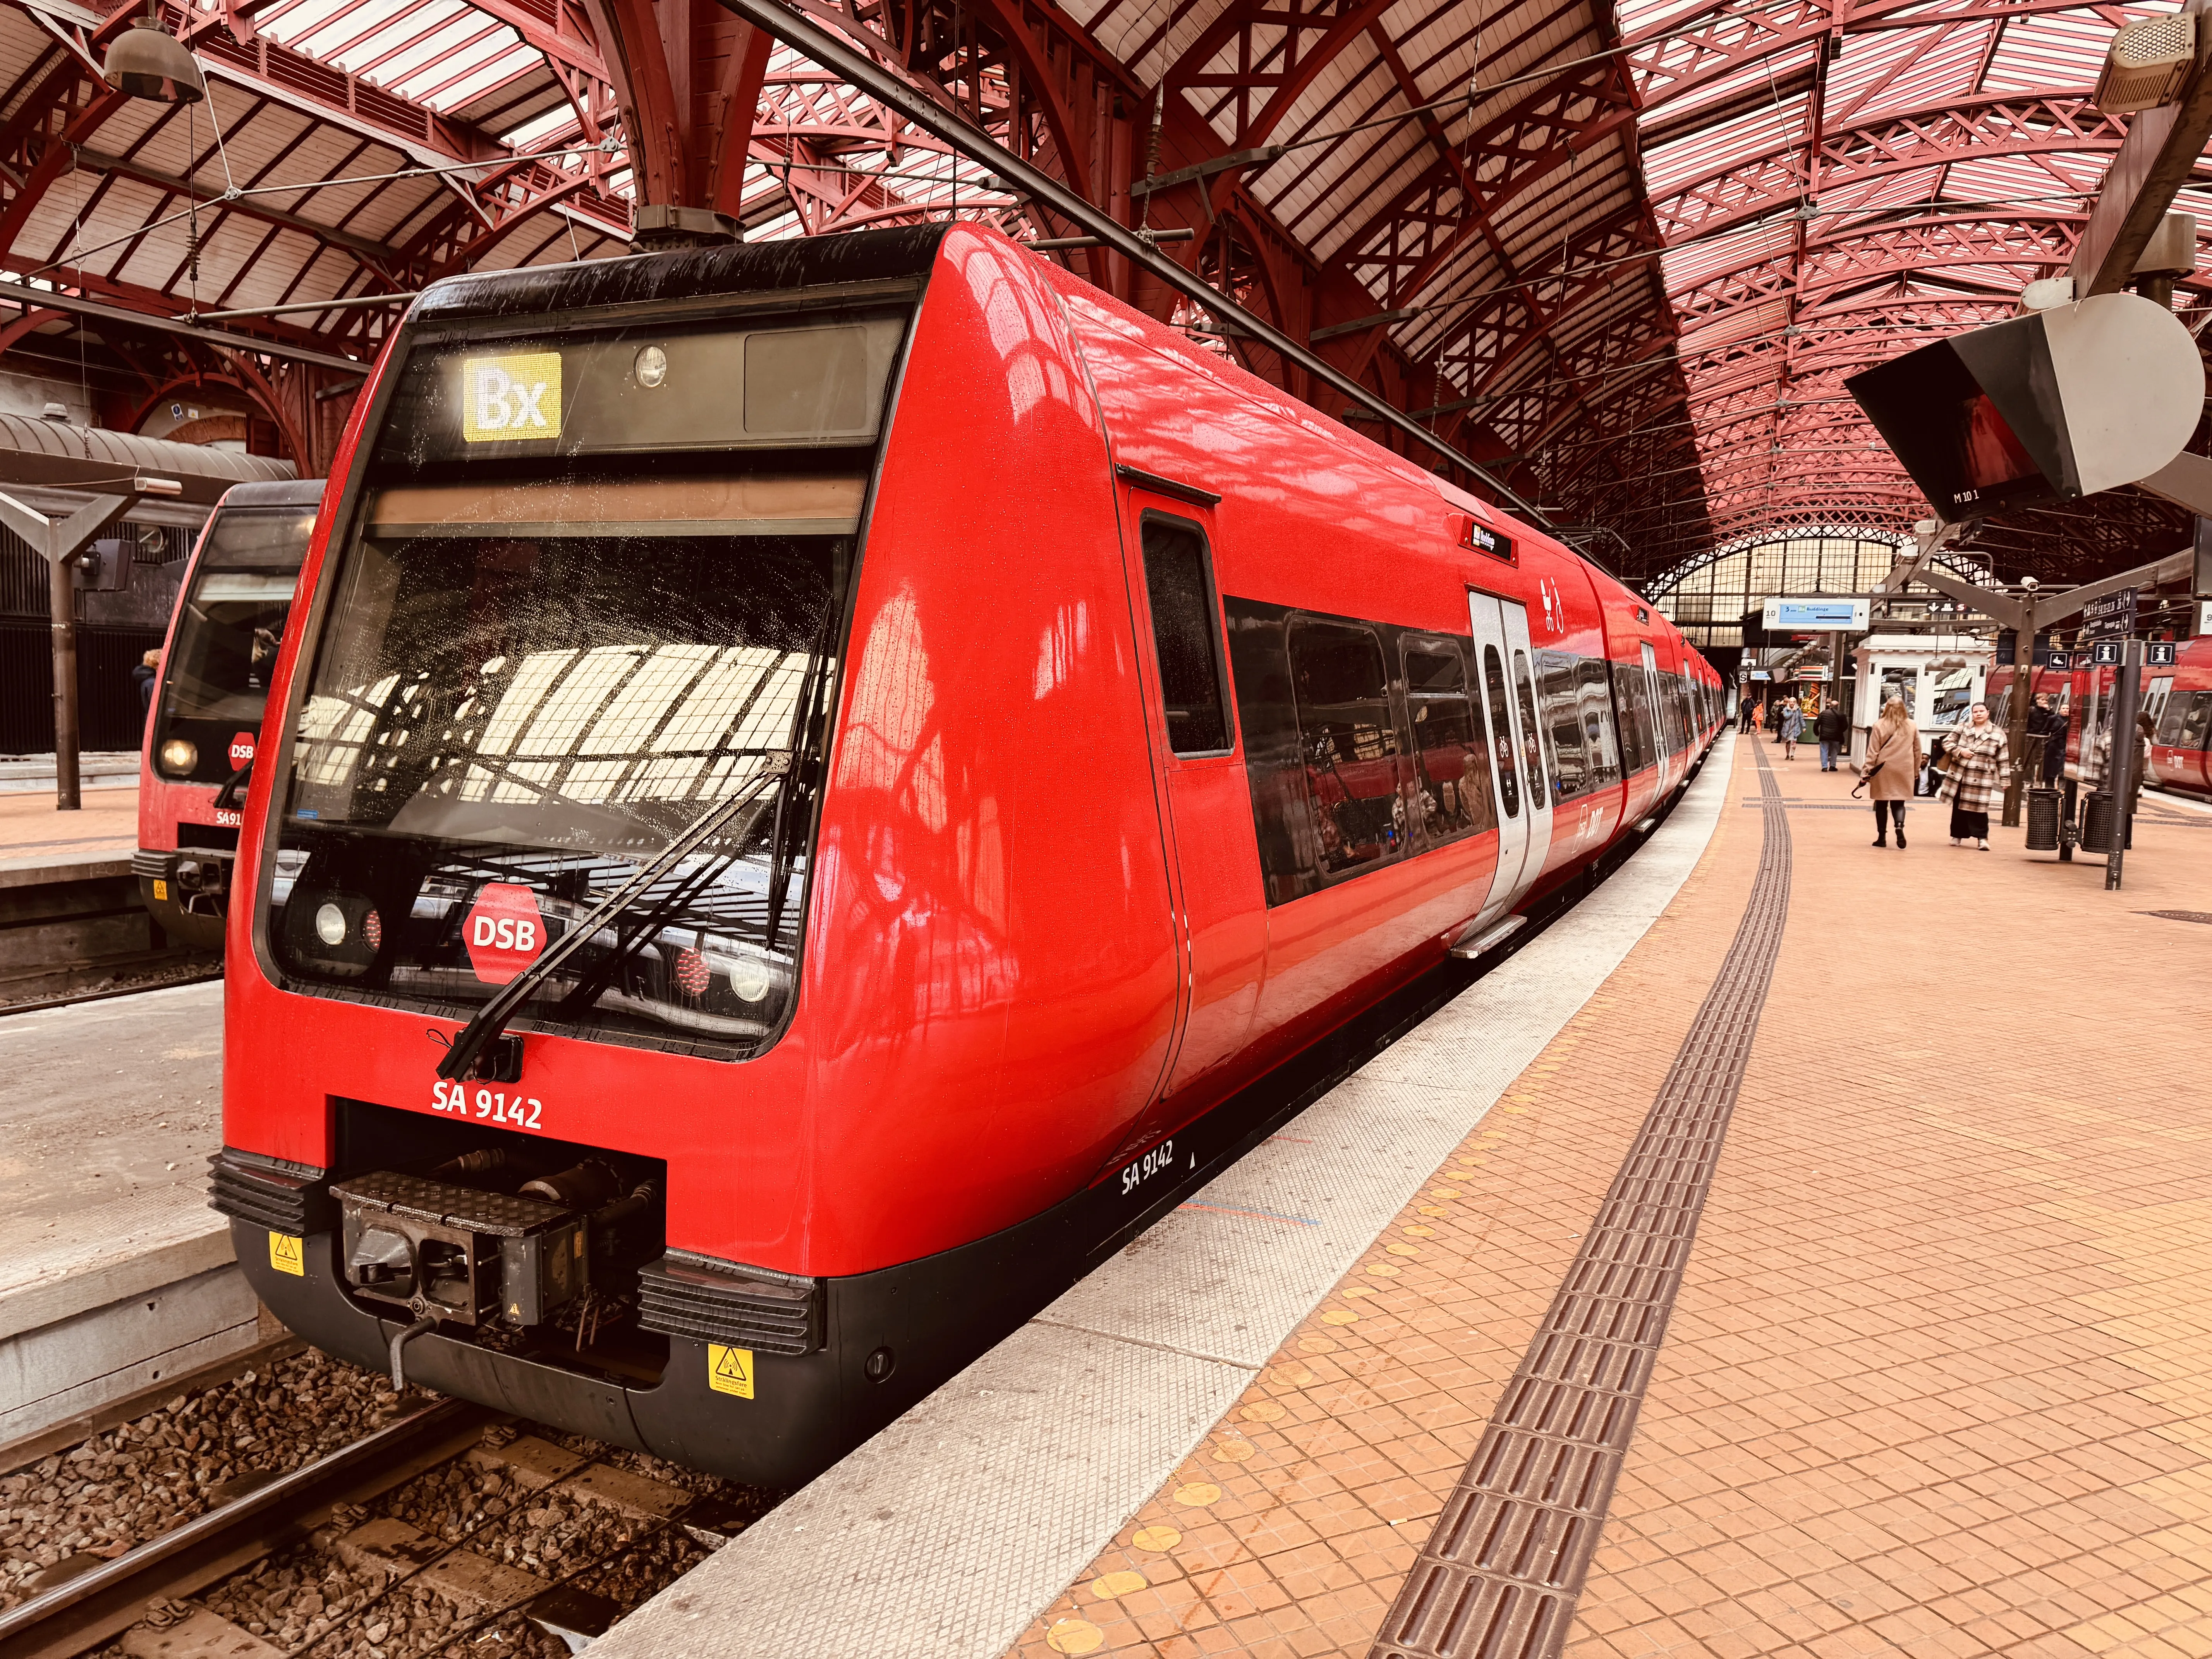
[1465,591,1551,931]
[1119,498,1266,1120]
[1640,642,1673,795]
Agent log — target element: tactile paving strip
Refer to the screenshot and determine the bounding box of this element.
[1370,740,1791,1659]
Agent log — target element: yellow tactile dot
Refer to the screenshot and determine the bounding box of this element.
[1172,1482,1221,1506]
[1419,1205,1449,1216]
[1211,1439,1255,1462]
[1240,1402,1285,1422]
[1403,1225,1436,1237]
[1366,1263,1400,1277]
[1091,1570,1147,1599]
[1429,1187,1462,1198]
[1342,1285,1376,1298]
[1298,1336,1338,1353]
[1047,1618,1104,1653]
[1131,1525,1182,1550]
[1387,1243,1421,1257]
[1271,1365,1314,1386]
[1321,1309,1359,1325]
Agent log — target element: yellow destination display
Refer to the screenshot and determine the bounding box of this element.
[707,1343,755,1399]
[269,1233,305,1276]
[461,352,562,442]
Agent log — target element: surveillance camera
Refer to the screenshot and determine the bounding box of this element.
[2021,575,2040,590]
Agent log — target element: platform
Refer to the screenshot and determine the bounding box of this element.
[587,730,2212,1659]
[0,981,263,1465]
[0,782,137,861]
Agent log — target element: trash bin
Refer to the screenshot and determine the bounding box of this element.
[2081,791,2118,854]
[2026,787,2061,852]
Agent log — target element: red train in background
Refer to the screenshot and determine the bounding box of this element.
[134,481,322,948]
[1989,641,2212,795]
[211,224,1723,1484]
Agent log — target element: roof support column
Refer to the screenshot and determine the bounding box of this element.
[0,491,142,811]
[580,0,769,246]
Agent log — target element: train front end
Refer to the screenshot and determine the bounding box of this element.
[137,482,321,949]
[215,237,939,1484]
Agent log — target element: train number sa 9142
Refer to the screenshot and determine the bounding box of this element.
[1121,1138,1175,1195]
[431,1080,544,1129]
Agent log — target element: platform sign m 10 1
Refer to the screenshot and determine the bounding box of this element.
[1763,596,1869,631]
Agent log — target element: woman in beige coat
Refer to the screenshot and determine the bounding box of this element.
[1860,696,1923,849]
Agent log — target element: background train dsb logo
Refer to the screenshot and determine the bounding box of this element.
[228,732,255,767]
[464,883,546,984]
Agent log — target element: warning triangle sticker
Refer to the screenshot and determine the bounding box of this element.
[708,1343,755,1400]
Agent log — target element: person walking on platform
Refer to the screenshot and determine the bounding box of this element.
[1814,699,1847,771]
[1778,696,1804,761]
[1939,701,2009,850]
[1861,696,1922,848]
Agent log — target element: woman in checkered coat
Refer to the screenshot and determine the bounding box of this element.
[1939,701,2009,850]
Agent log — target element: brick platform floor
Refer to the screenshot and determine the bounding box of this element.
[0,787,138,859]
[1005,738,2212,1659]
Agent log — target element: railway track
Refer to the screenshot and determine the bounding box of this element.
[0,1398,762,1659]
[0,855,218,1015]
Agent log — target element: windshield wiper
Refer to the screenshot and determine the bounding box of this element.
[434,752,790,1084]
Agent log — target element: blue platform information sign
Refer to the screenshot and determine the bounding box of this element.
[1762,596,1870,630]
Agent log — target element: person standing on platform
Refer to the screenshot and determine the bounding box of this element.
[1939,701,2009,850]
[1862,696,1922,848]
[1779,696,1804,761]
[132,649,160,735]
[1739,695,1757,734]
[2026,694,2057,784]
[2045,695,2071,785]
[1814,698,1847,771]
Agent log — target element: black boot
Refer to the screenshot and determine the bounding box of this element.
[1896,826,1907,848]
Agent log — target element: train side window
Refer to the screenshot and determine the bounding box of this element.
[1139,517,1232,756]
[2156,685,2188,745]
[1403,639,1495,843]
[1610,660,1648,773]
[1289,622,1404,875]
[1540,652,1588,800]
[1482,644,1520,818]
[1511,649,1548,807]
[2181,690,2212,750]
[1577,658,1621,787]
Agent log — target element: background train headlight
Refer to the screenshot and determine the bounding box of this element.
[158,738,197,776]
[315,902,348,945]
[635,345,668,388]
[729,959,772,1002]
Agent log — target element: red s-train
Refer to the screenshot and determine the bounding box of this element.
[214,225,1722,1483]
[1989,642,2212,796]
[135,482,321,949]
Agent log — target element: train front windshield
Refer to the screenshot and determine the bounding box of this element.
[153,507,312,783]
[262,314,904,1054]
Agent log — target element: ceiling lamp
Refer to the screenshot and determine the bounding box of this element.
[105,13,204,103]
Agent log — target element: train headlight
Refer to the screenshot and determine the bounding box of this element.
[158,738,197,776]
[314,902,348,946]
[730,959,772,1002]
[634,345,668,389]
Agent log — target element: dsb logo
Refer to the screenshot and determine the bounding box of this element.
[464,882,546,985]
[228,732,256,767]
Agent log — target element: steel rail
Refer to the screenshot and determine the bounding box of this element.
[711,0,1554,527]
[0,1399,490,1659]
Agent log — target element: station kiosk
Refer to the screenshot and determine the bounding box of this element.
[1848,634,1996,771]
